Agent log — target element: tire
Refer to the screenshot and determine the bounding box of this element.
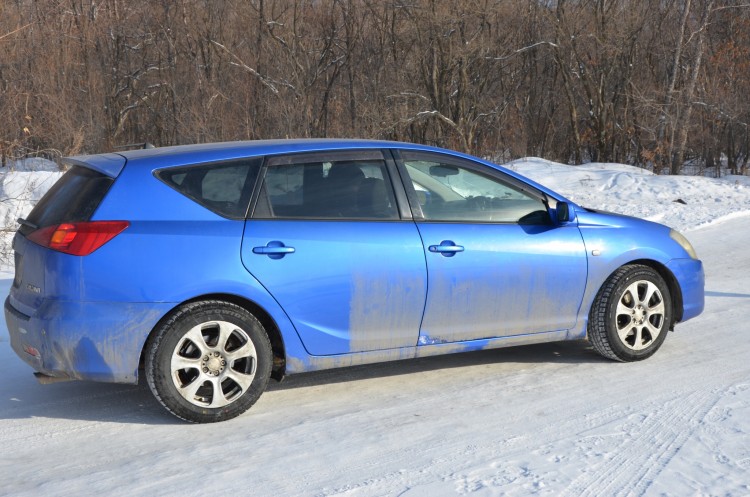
[588,265,673,362]
[145,300,272,423]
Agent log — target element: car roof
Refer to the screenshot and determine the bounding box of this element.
[62,138,568,203]
[65,139,455,177]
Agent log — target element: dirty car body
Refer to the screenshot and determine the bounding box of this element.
[5,139,705,422]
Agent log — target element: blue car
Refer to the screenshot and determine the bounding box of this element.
[5,140,704,422]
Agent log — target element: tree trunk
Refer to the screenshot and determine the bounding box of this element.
[657,0,691,173]
[671,0,715,175]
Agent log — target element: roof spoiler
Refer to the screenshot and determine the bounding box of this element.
[63,153,127,178]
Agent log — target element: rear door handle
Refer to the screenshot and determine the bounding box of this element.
[428,240,464,257]
[252,241,295,259]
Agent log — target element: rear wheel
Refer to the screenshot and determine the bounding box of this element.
[145,300,272,423]
[589,265,673,362]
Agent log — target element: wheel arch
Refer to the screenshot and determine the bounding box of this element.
[139,293,287,381]
[618,259,684,327]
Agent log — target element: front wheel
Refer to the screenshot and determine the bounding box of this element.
[589,265,673,362]
[145,301,272,423]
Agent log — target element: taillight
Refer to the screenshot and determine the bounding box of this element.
[27,221,129,256]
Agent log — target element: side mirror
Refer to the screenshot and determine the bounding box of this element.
[556,202,571,223]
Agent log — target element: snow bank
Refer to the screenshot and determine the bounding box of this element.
[506,157,750,233]
[0,159,63,267]
[2,157,62,172]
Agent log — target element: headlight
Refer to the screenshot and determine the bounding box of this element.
[670,230,698,260]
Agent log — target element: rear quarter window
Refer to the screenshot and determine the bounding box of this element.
[156,158,262,219]
[22,166,114,235]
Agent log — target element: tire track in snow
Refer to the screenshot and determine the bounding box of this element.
[314,375,692,496]
[558,385,728,497]
[316,363,742,497]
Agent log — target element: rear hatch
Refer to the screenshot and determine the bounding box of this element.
[10,165,116,316]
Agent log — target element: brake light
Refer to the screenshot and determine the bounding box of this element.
[27,221,129,256]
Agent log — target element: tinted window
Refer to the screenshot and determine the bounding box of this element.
[157,159,261,219]
[254,159,399,220]
[402,154,550,224]
[23,166,114,234]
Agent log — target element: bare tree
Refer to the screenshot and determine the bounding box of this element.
[1,0,749,173]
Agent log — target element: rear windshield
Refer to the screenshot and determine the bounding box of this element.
[155,158,262,219]
[21,166,114,235]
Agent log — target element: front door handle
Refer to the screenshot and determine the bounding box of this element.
[428,240,464,257]
[252,241,295,259]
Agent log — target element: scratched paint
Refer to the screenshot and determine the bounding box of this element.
[348,271,425,352]
[19,300,171,384]
[285,345,416,373]
[242,220,428,356]
[416,222,588,344]
[420,262,571,341]
[283,329,569,374]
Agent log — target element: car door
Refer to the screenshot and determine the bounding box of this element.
[241,150,427,356]
[396,150,588,344]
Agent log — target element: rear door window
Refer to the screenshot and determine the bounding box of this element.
[22,166,114,235]
[156,159,262,219]
[253,151,399,220]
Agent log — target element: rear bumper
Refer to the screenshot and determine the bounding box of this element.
[666,258,705,322]
[5,296,172,384]
[6,298,47,374]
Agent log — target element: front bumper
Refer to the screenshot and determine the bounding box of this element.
[666,258,705,322]
[5,296,172,384]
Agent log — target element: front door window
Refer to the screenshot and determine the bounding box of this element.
[404,158,550,224]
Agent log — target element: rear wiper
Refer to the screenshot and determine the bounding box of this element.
[17,218,39,230]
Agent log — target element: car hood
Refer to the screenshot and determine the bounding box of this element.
[574,206,671,232]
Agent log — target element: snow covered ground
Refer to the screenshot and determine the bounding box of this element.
[1,158,749,496]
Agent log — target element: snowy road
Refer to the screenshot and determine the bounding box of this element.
[1,219,749,496]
